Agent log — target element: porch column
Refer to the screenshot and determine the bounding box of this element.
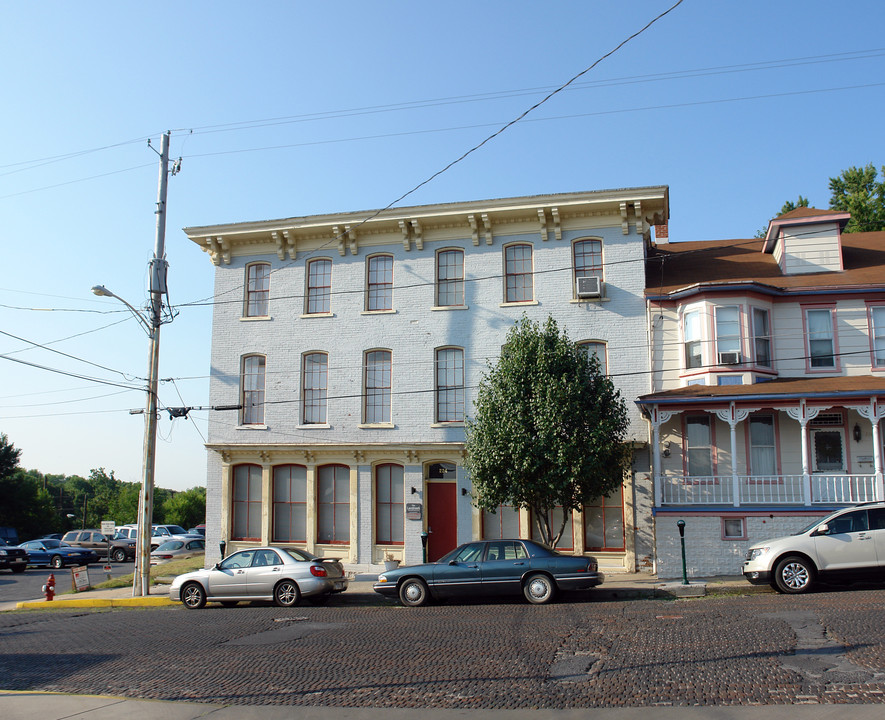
[649,404,676,507]
[786,400,826,506]
[851,398,885,501]
[713,403,759,507]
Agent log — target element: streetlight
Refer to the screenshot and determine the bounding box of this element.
[92,283,161,598]
[90,132,171,597]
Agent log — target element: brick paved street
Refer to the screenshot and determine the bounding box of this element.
[1,590,884,708]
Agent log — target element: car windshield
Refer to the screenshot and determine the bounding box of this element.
[793,509,845,535]
[41,539,64,549]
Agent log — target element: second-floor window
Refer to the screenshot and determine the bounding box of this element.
[870,305,885,367]
[302,352,328,424]
[715,306,741,362]
[683,309,702,369]
[578,341,607,376]
[752,308,772,367]
[306,259,332,314]
[364,350,392,424]
[436,249,464,306]
[245,263,270,317]
[366,255,393,311]
[504,244,533,302]
[435,347,465,422]
[241,355,265,425]
[806,308,836,368]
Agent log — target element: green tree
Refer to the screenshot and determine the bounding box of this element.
[162,486,206,530]
[464,316,631,548]
[0,437,57,539]
[828,163,885,233]
[0,432,21,479]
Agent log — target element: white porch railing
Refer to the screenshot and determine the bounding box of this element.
[658,474,879,506]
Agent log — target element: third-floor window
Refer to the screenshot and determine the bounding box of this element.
[245,263,270,317]
[504,244,533,303]
[366,255,393,311]
[436,249,464,307]
[306,259,332,314]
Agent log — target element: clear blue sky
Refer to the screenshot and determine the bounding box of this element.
[2,1,883,492]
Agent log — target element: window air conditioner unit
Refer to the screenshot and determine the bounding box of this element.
[576,276,602,298]
[718,351,740,365]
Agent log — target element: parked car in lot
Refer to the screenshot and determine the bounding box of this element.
[373,539,605,606]
[61,529,136,562]
[188,524,206,537]
[150,538,205,565]
[18,539,100,568]
[169,546,348,609]
[0,538,28,573]
[743,501,885,593]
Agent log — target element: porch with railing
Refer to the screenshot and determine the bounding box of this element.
[658,473,881,506]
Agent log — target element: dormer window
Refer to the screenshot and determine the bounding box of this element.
[762,208,850,276]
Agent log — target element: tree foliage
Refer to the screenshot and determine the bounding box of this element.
[0,432,204,539]
[828,163,885,233]
[464,316,631,548]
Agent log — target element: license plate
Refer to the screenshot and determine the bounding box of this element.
[334,581,345,590]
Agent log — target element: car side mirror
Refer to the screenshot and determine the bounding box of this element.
[214,563,222,570]
[449,560,458,565]
[813,523,829,537]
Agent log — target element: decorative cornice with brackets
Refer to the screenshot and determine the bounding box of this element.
[205,236,231,266]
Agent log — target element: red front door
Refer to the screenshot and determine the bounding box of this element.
[426,482,457,561]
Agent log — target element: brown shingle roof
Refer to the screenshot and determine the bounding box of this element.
[646,231,885,296]
[637,375,885,405]
[776,207,845,220]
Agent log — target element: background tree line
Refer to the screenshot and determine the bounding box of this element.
[0,433,205,541]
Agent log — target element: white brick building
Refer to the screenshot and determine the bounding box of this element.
[185,188,669,573]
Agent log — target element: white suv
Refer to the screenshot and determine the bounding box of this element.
[743,502,885,593]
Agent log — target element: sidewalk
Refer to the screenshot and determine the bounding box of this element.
[4,572,770,612]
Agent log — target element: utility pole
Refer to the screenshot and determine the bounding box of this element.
[133,131,170,597]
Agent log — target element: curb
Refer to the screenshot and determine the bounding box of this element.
[16,597,177,610]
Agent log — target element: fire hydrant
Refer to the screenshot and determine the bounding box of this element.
[42,574,56,601]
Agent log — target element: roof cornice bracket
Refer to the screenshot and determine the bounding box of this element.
[411,219,423,251]
[399,220,411,251]
[620,202,629,235]
[345,225,358,255]
[468,214,479,246]
[634,201,644,236]
[282,230,296,260]
[551,207,561,241]
[538,208,548,241]
[205,236,230,265]
[481,213,493,245]
[332,226,346,256]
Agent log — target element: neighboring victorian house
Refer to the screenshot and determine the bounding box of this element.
[639,207,885,578]
[184,187,669,573]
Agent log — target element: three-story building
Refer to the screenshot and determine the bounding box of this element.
[185,187,669,572]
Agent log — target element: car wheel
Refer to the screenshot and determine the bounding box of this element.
[50,555,64,569]
[181,582,207,609]
[274,580,301,607]
[398,578,429,607]
[523,573,556,604]
[111,548,127,563]
[774,556,815,594]
[11,564,26,574]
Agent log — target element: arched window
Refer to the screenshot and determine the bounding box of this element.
[573,239,603,290]
[306,258,332,314]
[272,465,307,543]
[241,355,266,425]
[504,244,533,302]
[435,347,464,422]
[244,262,270,317]
[232,464,262,541]
[436,249,464,306]
[317,464,350,543]
[364,350,392,423]
[366,255,393,311]
[578,341,607,376]
[302,352,328,424]
[375,464,404,545]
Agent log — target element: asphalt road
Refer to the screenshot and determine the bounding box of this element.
[2,588,885,708]
[0,561,133,604]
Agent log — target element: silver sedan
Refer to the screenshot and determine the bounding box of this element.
[169,546,348,609]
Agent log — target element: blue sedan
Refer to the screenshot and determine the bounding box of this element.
[373,539,604,606]
[18,539,100,569]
